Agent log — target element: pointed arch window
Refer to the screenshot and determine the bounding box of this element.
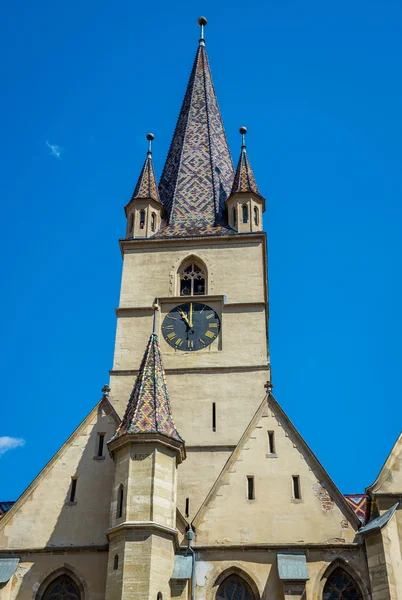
[139,210,145,230]
[323,568,362,600]
[179,261,206,296]
[43,575,81,600]
[117,484,124,519]
[216,575,254,600]
[232,207,237,227]
[254,207,259,226]
[151,212,156,232]
[242,205,248,224]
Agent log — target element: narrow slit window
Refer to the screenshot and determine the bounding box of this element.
[128,213,134,236]
[139,210,145,229]
[113,554,119,570]
[292,476,301,499]
[151,212,156,232]
[212,402,216,432]
[70,478,77,502]
[97,433,105,457]
[232,207,237,227]
[242,204,248,223]
[254,206,259,226]
[117,485,124,519]
[185,497,190,518]
[247,476,255,500]
[268,431,275,454]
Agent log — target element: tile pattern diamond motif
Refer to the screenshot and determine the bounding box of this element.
[113,333,183,443]
[344,494,369,523]
[158,44,234,230]
[131,154,160,203]
[231,148,260,195]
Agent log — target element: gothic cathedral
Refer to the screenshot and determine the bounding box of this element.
[1,17,401,600]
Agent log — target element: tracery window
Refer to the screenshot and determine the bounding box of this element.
[323,568,362,600]
[179,262,206,296]
[43,575,81,600]
[216,576,254,600]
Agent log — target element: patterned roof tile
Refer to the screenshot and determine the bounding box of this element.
[231,146,260,196]
[158,43,234,229]
[344,494,369,524]
[113,333,183,443]
[131,152,160,203]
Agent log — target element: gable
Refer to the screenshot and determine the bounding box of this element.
[193,395,360,545]
[367,433,402,495]
[0,399,119,549]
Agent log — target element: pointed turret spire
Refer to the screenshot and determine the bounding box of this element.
[113,329,183,443]
[131,133,160,203]
[158,17,234,231]
[231,127,260,195]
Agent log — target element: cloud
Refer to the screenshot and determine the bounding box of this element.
[0,437,25,457]
[45,140,62,159]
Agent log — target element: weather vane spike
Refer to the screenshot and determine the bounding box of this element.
[197,16,207,46]
[239,126,247,149]
[146,132,154,157]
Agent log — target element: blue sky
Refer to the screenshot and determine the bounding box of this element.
[1,0,402,501]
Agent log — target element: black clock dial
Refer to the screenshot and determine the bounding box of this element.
[162,302,220,352]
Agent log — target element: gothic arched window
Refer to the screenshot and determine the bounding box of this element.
[139,210,145,230]
[254,206,259,226]
[323,568,362,600]
[242,205,248,224]
[151,212,156,232]
[43,575,81,600]
[179,261,206,296]
[216,575,254,600]
[232,207,237,227]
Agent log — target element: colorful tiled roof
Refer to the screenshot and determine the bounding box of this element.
[158,41,234,230]
[131,149,160,203]
[113,333,183,443]
[0,501,15,519]
[231,145,260,196]
[344,494,369,524]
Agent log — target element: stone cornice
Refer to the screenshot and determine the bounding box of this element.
[106,521,179,549]
[115,301,266,316]
[188,542,363,551]
[110,365,270,376]
[0,546,109,555]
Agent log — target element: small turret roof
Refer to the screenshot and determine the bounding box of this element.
[131,135,160,203]
[231,128,260,196]
[112,333,183,443]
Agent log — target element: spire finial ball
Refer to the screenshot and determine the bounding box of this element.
[197,16,207,26]
[146,133,154,141]
[239,126,247,135]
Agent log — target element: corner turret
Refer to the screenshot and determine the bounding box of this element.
[125,133,162,238]
[226,127,265,232]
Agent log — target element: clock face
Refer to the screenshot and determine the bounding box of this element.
[162,302,220,352]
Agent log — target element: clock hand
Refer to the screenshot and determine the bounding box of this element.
[189,302,193,328]
[178,309,191,328]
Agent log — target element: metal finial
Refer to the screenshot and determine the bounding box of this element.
[146,133,154,157]
[197,16,207,45]
[102,384,110,397]
[152,300,159,334]
[239,126,247,149]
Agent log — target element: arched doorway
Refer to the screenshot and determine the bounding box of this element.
[216,575,255,600]
[323,567,363,599]
[42,575,81,600]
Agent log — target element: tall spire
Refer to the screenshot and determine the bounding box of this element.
[158,17,234,231]
[131,133,160,203]
[112,331,183,443]
[231,126,260,196]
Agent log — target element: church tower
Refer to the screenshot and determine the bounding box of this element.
[110,17,269,520]
[105,328,185,600]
